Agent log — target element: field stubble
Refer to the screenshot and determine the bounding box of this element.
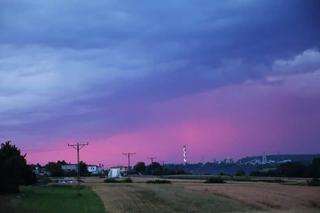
[85,177,320,213]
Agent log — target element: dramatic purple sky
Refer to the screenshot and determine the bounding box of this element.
[1,0,320,166]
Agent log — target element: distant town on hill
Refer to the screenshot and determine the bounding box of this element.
[165,154,320,175]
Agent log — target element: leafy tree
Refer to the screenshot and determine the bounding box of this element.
[134,162,146,174]
[277,162,306,177]
[79,161,90,176]
[146,162,163,175]
[45,161,65,177]
[310,158,320,178]
[0,141,36,193]
[235,170,246,176]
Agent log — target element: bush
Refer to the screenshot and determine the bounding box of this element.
[146,179,171,184]
[122,178,133,183]
[104,177,133,183]
[204,177,225,184]
[232,176,252,181]
[308,178,320,186]
[235,170,246,176]
[104,178,118,183]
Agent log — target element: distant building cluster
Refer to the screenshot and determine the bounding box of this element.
[33,163,105,176]
[237,154,292,165]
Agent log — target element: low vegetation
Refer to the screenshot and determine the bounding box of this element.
[204,177,225,184]
[146,179,171,184]
[251,158,320,178]
[308,178,320,186]
[104,177,133,183]
[1,185,105,213]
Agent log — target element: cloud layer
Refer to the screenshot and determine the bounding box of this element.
[0,0,320,164]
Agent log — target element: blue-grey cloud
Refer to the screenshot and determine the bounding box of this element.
[0,0,320,141]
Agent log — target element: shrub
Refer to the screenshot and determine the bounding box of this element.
[104,178,118,183]
[232,176,252,182]
[308,178,320,186]
[235,170,246,176]
[146,179,171,184]
[104,177,133,183]
[122,178,133,183]
[204,177,225,184]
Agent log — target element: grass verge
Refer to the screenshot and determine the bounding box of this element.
[146,179,171,184]
[3,185,105,213]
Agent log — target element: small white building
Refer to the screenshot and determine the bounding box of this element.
[87,164,103,175]
[108,166,127,178]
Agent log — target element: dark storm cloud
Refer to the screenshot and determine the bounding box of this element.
[0,0,320,138]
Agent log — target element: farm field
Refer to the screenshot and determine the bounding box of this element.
[87,181,255,213]
[0,185,105,213]
[1,177,319,213]
[84,177,320,213]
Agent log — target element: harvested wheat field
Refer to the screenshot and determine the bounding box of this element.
[87,182,255,213]
[84,177,320,213]
[184,182,320,213]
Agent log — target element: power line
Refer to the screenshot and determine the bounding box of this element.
[21,148,64,153]
[122,152,136,170]
[68,142,88,185]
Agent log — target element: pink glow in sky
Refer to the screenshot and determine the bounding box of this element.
[25,71,320,166]
[2,1,320,167]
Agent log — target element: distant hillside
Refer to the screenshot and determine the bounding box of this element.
[238,154,320,164]
[165,154,320,175]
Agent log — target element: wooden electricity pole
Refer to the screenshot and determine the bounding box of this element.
[68,142,88,185]
[122,152,136,170]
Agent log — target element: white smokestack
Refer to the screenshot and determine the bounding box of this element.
[183,145,187,165]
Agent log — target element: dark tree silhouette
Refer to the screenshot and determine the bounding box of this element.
[0,141,36,193]
[134,162,146,174]
[79,161,90,176]
[146,162,163,175]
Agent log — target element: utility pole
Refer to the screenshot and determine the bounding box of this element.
[122,152,136,170]
[148,157,156,164]
[68,142,88,185]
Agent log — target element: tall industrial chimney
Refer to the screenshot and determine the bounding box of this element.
[183,145,187,165]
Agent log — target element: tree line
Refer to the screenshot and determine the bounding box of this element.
[42,160,90,177]
[251,158,320,178]
[132,161,187,175]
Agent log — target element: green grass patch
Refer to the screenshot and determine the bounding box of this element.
[10,185,105,213]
